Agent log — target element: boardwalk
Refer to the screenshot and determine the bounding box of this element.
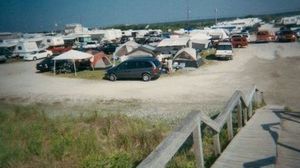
[276,110,300,168]
[212,105,283,168]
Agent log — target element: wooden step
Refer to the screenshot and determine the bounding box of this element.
[211,105,283,168]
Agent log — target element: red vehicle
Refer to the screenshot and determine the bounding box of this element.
[47,46,71,55]
[256,30,276,42]
[231,36,248,48]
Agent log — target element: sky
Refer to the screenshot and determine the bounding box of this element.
[0,0,300,32]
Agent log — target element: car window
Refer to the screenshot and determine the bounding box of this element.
[153,60,161,67]
[127,61,137,69]
[118,62,128,70]
[217,45,232,50]
[39,50,46,53]
[144,61,153,68]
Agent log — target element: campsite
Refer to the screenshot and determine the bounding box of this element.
[1,1,300,167]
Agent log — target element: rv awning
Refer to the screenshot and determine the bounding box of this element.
[53,50,93,60]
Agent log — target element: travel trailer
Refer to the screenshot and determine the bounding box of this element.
[15,40,40,57]
[45,36,64,47]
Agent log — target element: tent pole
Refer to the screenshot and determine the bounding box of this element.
[54,60,56,75]
[73,59,77,76]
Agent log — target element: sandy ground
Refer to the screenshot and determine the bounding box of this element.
[0,40,300,120]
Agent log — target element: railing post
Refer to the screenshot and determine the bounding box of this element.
[213,133,221,156]
[248,100,253,118]
[253,91,258,109]
[193,122,205,168]
[243,107,248,125]
[227,112,234,140]
[237,100,243,129]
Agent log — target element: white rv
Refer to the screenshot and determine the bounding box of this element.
[15,40,41,57]
[45,36,64,47]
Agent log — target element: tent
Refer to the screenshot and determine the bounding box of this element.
[89,51,112,69]
[113,41,140,58]
[53,49,93,76]
[126,45,157,58]
[173,48,201,68]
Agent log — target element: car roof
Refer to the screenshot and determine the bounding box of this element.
[126,56,157,61]
[218,42,232,45]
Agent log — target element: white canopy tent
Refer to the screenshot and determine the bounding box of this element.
[52,49,93,76]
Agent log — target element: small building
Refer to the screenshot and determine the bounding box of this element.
[65,24,88,34]
[173,48,201,68]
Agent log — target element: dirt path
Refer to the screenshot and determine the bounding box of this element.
[0,42,300,119]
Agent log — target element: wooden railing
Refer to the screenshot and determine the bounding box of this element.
[137,85,265,168]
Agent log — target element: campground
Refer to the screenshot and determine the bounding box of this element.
[1,42,300,120]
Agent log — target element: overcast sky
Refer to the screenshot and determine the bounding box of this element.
[0,0,300,32]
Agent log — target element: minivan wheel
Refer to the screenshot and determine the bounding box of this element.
[109,74,117,81]
[142,73,151,81]
[33,57,37,61]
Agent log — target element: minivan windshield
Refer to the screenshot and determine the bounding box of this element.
[217,45,232,50]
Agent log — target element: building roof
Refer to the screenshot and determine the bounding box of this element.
[157,37,189,47]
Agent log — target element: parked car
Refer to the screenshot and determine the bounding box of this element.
[47,46,71,55]
[231,32,250,42]
[83,41,100,49]
[294,29,300,38]
[256,30,276,42]
[105,57,161,81]
[215,42,233,60]
[231,36,248,48]
[23,50,53,61]
[36,57,69,72]
[0,55,7,63]
[277,30,297,42]
[101,43,118,54]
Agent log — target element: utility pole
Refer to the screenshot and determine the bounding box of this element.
[186,0,191,33]
[215,8,218,25]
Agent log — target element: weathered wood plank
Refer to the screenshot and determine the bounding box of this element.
[211,105,282,168]
[213,133,221,156]
[193,123,205,168]
[227,112,234,140]
[237,100,243,128]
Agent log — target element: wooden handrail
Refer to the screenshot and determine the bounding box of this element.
[138,85,265,168]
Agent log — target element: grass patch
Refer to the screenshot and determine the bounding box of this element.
[0,102,246,167]
[0,103,170,168]
[45,70,106,80]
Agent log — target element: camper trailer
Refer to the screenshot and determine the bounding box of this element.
[45,36,64,47]
[15,40,40,57]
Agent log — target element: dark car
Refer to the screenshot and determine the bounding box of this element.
[105,57,161,81]
[36,57,69,72]
[36,57,91,73]
[101,43,118,54]
[277,30,297,42]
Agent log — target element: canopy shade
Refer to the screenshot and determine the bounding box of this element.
[53,49,93,60]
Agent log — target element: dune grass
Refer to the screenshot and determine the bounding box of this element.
[0,102,239,168]
[0,103,170,168]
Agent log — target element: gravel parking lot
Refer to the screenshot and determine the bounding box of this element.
[0,41,300,120]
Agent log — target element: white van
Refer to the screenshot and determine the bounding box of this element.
[23,50,53,61]
[215,42,233,60]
